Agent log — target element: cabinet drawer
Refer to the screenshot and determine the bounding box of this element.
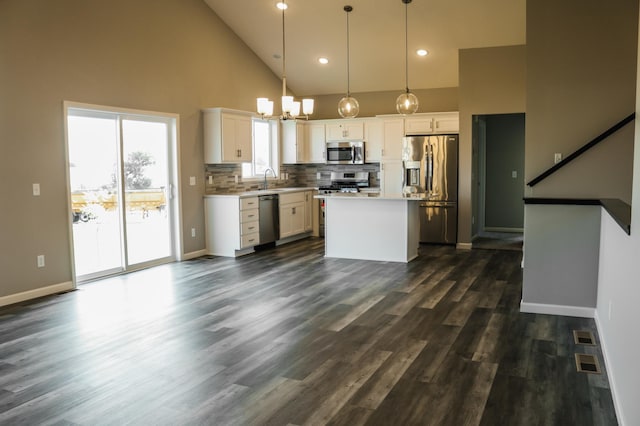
[241,208,259,222]
[241,197,259,210]
[279,191,305,205]
[241,220,259,235]
[241,232,259,248]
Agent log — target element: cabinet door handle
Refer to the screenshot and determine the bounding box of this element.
[248,226,255,230]
[248,214,255,218]
[292,207,296,215]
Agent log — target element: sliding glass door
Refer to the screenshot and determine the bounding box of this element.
[66,106,176,282]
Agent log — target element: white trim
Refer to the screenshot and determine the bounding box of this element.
[520,300,595,318]
[594,311,626,426]
[456,242,472,250]
[0,282,74,308]
[63,101,183,279]
[181,249,208,261]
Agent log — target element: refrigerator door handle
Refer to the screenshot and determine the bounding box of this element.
[427,143,434,194]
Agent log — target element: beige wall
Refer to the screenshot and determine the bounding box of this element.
[459,45,527,244]
[309,87,458,119]
[525,0,638,202]
[0,0,283,297]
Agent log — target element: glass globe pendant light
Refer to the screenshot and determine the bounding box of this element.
[338,5,359,118]
[396,0,419,115]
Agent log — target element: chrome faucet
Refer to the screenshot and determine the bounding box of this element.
[263,167,276,190]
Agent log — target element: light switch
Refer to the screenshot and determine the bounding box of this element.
[32,183,40,196]
[208,175,213,185]
[511,171,517,178]
[189,176,196,186]
[554,153,562,164]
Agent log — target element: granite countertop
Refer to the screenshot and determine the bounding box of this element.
[204,187,316,198]
[316,192,432,201]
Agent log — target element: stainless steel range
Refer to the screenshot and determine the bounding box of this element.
[318,171,370,236]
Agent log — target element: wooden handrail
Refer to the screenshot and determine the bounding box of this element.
[527,113,635,187]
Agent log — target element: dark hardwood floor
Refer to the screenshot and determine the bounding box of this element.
[0,238,617,425]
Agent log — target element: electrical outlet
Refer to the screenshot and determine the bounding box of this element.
[33,183,40,196]
[511,170,517,178]
[189,176,196,186]
[234,175,239,184]
[191,228,196,238]
[208,175,213,185]
[554,153,562,164]
[37,255,45,268]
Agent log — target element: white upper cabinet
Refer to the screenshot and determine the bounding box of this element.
[282,121,326,164]
[381,118,405,160]
[307,123,326,163]
[325,120,364,141]
[203,108,253,163]
[363,118,383,163]
[404,112,459,135]
[282,120,306,164]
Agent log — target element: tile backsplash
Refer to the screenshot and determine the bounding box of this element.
[205,163,380,194]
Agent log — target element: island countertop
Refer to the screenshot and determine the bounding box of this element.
[315,192,429,201]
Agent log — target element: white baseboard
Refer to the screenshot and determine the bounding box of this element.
[484,227,524,233]
[0,281,74,308]
[520,300,595,318]
[456,242,472,250]
[180,249,208,261]
[594,312,626,426]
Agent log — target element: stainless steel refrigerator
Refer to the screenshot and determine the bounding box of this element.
[402,135,458,244]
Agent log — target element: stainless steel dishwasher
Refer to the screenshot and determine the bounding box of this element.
[258,194,279,244]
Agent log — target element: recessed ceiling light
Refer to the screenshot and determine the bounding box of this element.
[318,57,329,65]
[417,49,428,57]
[276,2,288,10]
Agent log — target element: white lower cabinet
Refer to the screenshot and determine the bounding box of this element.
[304,191,313,232]
[205,196,259,257]
[279,191,310,239]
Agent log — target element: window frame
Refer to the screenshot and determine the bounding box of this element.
[242,118,280,180]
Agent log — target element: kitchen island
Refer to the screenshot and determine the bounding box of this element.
[317,192,424,263]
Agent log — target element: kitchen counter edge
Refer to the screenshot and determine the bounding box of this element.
[204,187,316,199]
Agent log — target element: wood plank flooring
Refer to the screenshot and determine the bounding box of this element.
[0,238,617,425]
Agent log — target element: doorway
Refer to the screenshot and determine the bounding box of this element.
[65,103,180,282]
[472,113,525,246]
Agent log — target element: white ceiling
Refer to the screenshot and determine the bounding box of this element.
[203,0,526,96]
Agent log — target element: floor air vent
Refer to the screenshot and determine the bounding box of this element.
[575,353,601,374]
[573,330,596,345]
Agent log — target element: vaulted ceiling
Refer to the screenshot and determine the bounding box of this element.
[203,0,526,96]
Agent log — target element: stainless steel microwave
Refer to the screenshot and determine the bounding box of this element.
[326,141,365,164]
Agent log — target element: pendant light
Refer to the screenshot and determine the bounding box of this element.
[338,5,359,118]
[257,0,314,120]
[396,0,419,115]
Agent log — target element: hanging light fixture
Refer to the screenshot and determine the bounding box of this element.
[257,0,314,120]
[337,5,359,118]
[396,0,419,115]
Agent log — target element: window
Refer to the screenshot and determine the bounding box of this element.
[242,118,279,179]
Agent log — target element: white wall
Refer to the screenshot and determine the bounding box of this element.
[594,11,640,423]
